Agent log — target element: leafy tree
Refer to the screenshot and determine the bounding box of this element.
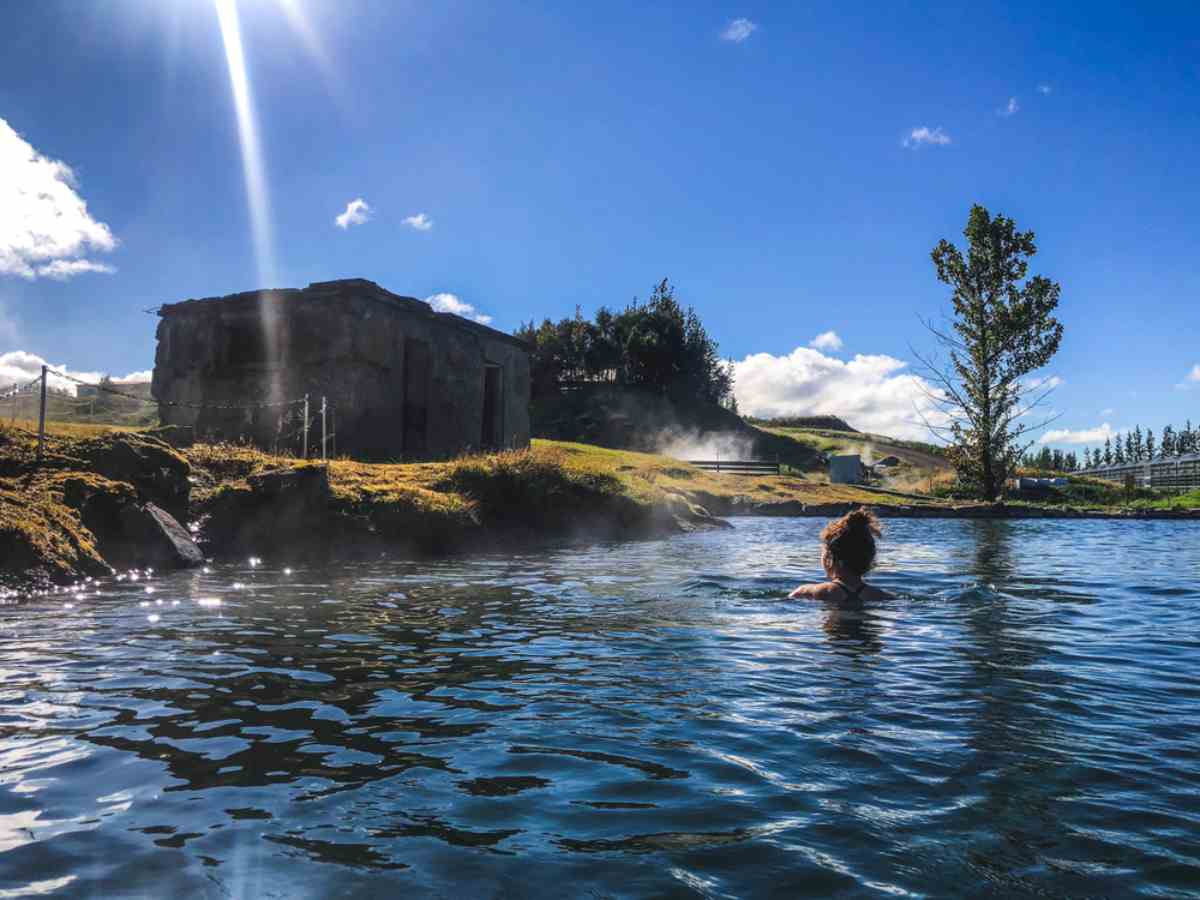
[516,279,733,406]
[1103,437,1113,465]
[1125,431,1135,463]
[1144,428,1155,461]
[1131,426,1144,461]
[1114,434,1125,464]
[917,205,1064,500]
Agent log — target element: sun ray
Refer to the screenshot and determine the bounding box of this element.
[214,0,276,289]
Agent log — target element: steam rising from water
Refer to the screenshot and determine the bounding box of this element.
[656,430,756,461]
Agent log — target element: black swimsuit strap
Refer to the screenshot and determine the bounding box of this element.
[834,580,865,601]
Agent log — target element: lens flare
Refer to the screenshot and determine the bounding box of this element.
[214,0,276,289]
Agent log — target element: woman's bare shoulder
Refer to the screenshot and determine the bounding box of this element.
[789,582,837,600]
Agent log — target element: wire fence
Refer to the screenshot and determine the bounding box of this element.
[0,366,339,465]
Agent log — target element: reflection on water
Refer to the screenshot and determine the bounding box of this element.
[1,518,1199,897]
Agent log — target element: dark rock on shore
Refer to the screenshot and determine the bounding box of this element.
[112,504,204,569]
[201,464,338,551]
[70,433,191,520]
[146,424,195,449]
[58,472,202,570]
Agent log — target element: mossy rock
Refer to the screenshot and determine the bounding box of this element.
[0,477,111,591]
[71,433,191,518]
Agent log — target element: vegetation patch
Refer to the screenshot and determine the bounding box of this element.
[0,475,111,592]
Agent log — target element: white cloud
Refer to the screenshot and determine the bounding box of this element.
[1100,407,1115,417]
[998,96,1020,117]
[1039,422,1116,445]
[425,293,492,326]
[0,350,150,394]
[902,126,951,148]
[0,117,118,281]
[35,259,117,280]
[720,17,758,42]
[1037,83,1053,95]
[334,198,371,229]
[1023,374,1063,391]
[114,370,152,383]
[731,346,946,441]
[403,212,433,232]
[808,330,843,352]
[1178,364,1200,389]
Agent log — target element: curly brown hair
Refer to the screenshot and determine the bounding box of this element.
[820,508,882,576]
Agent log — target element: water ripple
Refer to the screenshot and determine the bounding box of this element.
[1,518,1198,897]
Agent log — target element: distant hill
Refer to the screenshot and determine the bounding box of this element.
[748,415,858,432]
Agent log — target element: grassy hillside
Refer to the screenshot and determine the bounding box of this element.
[530,385,823,470]
[0,383,156,430]
[747,415,857,432]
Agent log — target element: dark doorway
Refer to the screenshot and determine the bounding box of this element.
[481,364,502,449]
[403,338,430,454]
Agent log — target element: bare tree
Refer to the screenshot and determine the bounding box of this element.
[914,205,1063,500]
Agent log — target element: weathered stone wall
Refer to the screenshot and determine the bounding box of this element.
[152,279,531,460]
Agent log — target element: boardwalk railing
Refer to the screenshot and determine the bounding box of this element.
[686,458,781,475]
[1078,453,1200,491]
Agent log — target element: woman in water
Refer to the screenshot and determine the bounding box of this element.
[790,508,894,603]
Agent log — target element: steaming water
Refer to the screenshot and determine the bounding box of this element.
[2,519,1199,898]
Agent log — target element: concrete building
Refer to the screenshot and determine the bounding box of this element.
[152,279,531,460]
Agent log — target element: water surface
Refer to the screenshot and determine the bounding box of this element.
[2,518,1199,897]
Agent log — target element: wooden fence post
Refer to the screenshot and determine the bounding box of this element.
[36,366,47,465]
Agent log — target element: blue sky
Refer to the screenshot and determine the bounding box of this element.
[1,0,1197,445]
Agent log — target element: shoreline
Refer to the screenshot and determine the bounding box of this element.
[3,427,1198,594]
[728,499,1200,521]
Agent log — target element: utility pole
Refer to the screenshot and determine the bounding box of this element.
[36,365,48,464]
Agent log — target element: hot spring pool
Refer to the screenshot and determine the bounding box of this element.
[1,518,1198,897]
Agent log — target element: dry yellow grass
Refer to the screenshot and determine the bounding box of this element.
[11,419,935,512]
[185,438,932,516]
[2,418,146,439]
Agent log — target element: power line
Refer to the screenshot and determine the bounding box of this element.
[51,370,306,410]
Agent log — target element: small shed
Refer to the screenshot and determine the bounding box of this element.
[830,454,863,485]
[152,278,531,460]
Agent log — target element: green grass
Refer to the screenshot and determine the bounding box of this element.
[1128,488,1200,511]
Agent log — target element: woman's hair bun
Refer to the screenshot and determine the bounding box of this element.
[820,507,882,575]
[844,508,882,538]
